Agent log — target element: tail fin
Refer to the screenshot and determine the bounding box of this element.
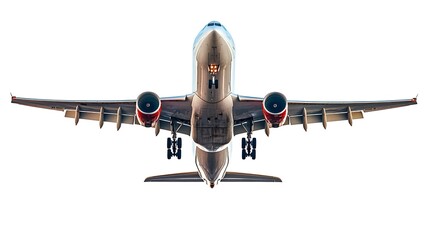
[144,172,282,182]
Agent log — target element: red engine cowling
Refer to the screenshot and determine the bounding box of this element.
[136,92,161,127]
[262,92,288,128]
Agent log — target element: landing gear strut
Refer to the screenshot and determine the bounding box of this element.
[167,136,182,160]
[242,135,256,160]
[241,120,257,160]
[167,118,183,160]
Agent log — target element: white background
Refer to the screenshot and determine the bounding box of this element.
[1,1,428,239]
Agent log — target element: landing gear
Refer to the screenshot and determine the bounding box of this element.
[241,135,257,160]
[208,79,218,89]
[167,136,182,160]
[208,58,219,90]
[240,119,257,160]
[167,118,184,160]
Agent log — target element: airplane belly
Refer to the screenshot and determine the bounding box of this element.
[191,95,233,152]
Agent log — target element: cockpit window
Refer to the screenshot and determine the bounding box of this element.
[207,21,222,27]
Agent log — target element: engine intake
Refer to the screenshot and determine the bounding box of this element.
[136,92,161,127]
[262,92,288,128]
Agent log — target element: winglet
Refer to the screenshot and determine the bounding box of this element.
[10,93,16,103]
[412,94,418,104]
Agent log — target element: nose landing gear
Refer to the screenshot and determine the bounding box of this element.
[208,78,219,89]
[208,62,219,89]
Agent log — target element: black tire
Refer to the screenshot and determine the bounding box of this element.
[177,149,182,159]
[242,149,247,160]
[167,149,172,159]
[215,79,219,89]
[241,138,246,149]
[177,137,182,149]
[208,80,212,89]
[167,138,172,149]
[251,138,257,149]
[251,149,256,160]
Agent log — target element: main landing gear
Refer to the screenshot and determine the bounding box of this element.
[167,118,183,160]
[242,135,257,160]
[240,119,257,160]
[167,135,182,160]
[241,118,257,160]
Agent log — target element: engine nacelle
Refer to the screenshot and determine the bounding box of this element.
[262,92,288,128]
[136,92,161,127]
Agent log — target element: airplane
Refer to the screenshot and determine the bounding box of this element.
[11,21,417,188]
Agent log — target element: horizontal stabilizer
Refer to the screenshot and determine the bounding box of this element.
[144,172,282,182]
[222,172,282,182]
[145,172,202,182]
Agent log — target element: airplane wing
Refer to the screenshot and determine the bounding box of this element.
[11,94,194,135]
[232,95,417,134]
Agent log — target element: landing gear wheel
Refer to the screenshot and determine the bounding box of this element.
[167,149,172,160]
[208,79,219,89]
[251,138,257,149]
[251,149,256,160]
[242,149,247,160]
[241,138,246,149]
[177,138,182,149]
[167,138,172,149]
[177,149,182,160]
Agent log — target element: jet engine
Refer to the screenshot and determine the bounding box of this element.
[136,92,161,127]
[262,92,288,128]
